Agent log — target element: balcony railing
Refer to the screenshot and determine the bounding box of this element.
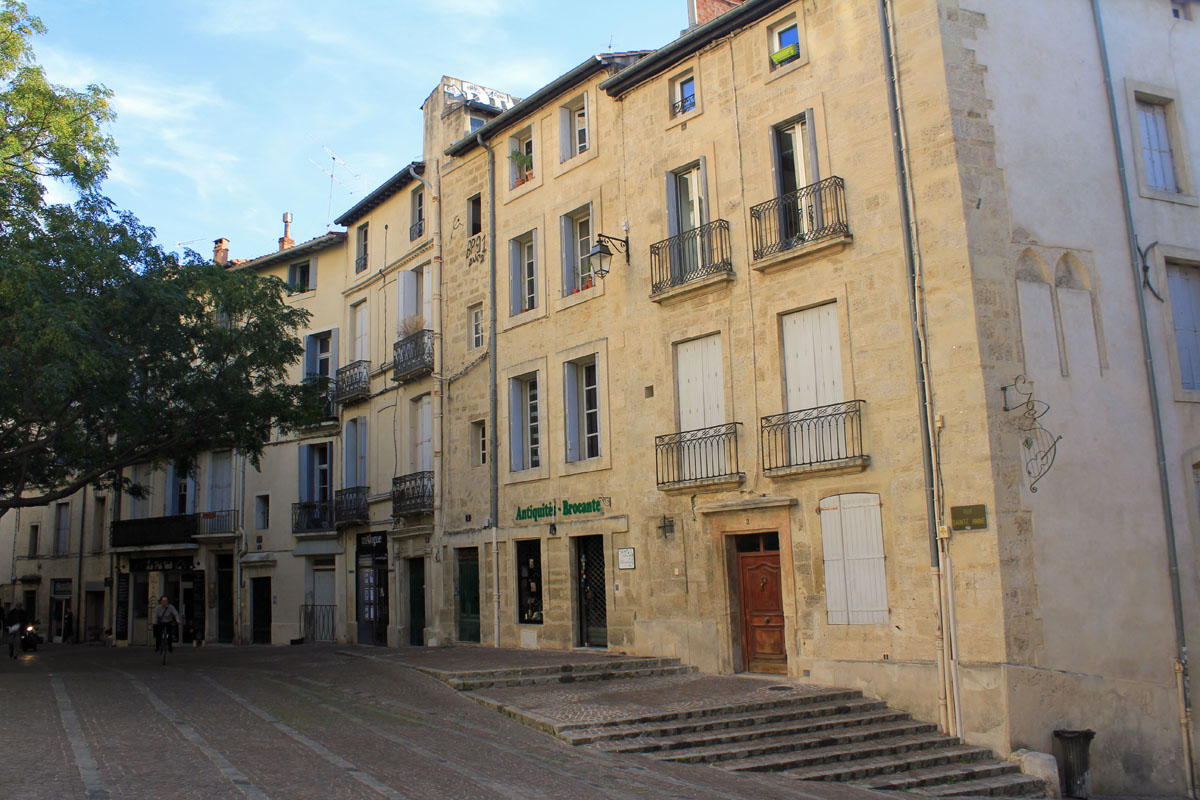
[355,254,368,273]
[409,218,424,241]
[195,509,238,536]
[334,360,370,404]
[650,219,732,296]
[749,176,849,261]
[761,400,866,472]
[655,422,743,487]
[111,514,197,548]
[299,604,336,642]
[392,330,434,383]
[392,471,434,516]
[292,500,334,534]
[672,94,696,116]
[303,376,338,422]
[335,486,370,525]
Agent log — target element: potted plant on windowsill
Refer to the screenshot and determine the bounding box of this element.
[399,314,426,338]
[509,149,534,185]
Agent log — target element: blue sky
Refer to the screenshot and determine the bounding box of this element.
[29,1,688,261]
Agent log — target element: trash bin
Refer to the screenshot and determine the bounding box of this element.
[1053,729,1096,798]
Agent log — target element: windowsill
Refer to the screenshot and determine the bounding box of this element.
[752,233,853,273]
[506,171,543,204]
[657,473,745,494]
[286,289,315,300]
[502,306,547,333]
[504,466,549,485]
[649,269,734,305]
[666,106,702,132]
[556,282,603,311]
[561,455,611,477]
[1173,386,1200,404]
[764,455,870,479]
[764,54,809,84]
[1137,186,1199,207]
[557,146,598,177]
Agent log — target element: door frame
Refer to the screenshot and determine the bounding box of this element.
[734,539,786,674]
[572,534,608,648]
[721,524,793,676]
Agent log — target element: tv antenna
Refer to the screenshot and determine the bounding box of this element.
[306,134,362,228]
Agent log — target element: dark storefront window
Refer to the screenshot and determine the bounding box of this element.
[516,539,543,624]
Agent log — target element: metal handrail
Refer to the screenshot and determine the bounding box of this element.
[649,219,732,295]
[409,219,424,240]
[672,95,696,116]
[392,330,434,383]
[760,399,866,471]
[334,486,369,525]
[392,471,434,516]
[291,500,334,534]
[196,509,238,536]
[655,422,742,486]
[354,254,368,272]
[749,176,849,260]
[334,360,370,403]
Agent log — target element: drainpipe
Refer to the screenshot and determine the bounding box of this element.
[1089,2,1195,794]
[877,0,960,736]
[477,132,501,648]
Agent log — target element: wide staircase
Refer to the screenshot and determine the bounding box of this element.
[429,658,1047,798]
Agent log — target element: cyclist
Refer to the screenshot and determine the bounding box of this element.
[151,596,181,653]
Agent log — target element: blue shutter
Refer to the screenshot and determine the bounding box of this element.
[564,361,580,462]
[509,379,524,471]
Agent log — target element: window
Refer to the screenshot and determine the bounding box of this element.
[819,493,888,625]
[560,95,589,160]
[410,187,425,240]
[516,539,543,624]
[167,462,193,516]
[129,463,150,519]
[510,128,534,187]
[669,162,707,235]
[468,194,483,237]
[469,304,484,349]
[561,205,594,294]
[1173,0,1193,20]
[344,417,368,488]
[509,232,538,316]
[300,443,331,503]
[509,372,541,471]
[1138,99,1179,193]
[28,524,38,557]
[473,420,487,466]
[355,223,369,272]
[469,114,486,133]
[672,73,696,117]
[90,496,106,553]
[398,265,431,332]
[305,331,336,381]
[769,18,801,68]
[564,355,600,462]
[1168,261,1200,390]
[1128,83,1195,203]
[412,396,432,472]
[288,260,312,293]
[54,503,70,555]
[255,495,270,530]
[209,451,233,511]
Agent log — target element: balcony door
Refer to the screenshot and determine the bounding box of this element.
[209,451,232,513]
[412,395,432,473]
[669,163,707,280]
[675,334,725,479]
[773,113,818,243]
[782,304,844,462]
[351,301,369,363]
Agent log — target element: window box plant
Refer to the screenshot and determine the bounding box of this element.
[770,44,799,65]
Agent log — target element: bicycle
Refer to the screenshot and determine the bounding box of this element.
[157,625,174,665]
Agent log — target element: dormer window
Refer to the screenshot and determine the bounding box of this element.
[355,223,369,273]
[510,128,534,188]
[672,74,696,117]
[287,260,312,293]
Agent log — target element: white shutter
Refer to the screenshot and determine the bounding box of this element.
[675,338,706,431]
[416,398,432,472]
[398,270,418,322]
[783,303,843,412]
[1169,265,1200,390]
[820,493,888,625]
[819,496,848,625]
[210,451,232,511]
[353,303,369,362]
[699,333,724,428]
[564,361,580,462]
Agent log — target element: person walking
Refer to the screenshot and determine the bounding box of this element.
[7,603,27,659]
[63,608,74,644]
[151,596,181,653]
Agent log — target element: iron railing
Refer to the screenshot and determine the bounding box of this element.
[749,176,849,260]
[299,604,336,642]
[292,500,334,534]
[672,95,696,116]
[355,254,368,272]
[302,376,337,422]
[392,330,434,383]
[335,486,370,525]
[334,360,370,403]
[655,422,743,487]
[761,400,866,471]
[650,219,732,295]
[409,219,424,240]
[196,509,238,536]
[392,471,434,516]
[111,514,197,548]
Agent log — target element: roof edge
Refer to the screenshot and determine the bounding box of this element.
[333,161,424,227]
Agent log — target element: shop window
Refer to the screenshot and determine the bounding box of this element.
[516,539,543,624]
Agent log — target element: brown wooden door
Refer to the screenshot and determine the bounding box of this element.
[738,551,786,673]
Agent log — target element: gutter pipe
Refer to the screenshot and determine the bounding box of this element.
[477,132,501,648]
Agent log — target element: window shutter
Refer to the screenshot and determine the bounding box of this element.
[329,328,340,375]
[559,106,570,162]
[399,269,418,322]
[666,172,680,237]
[344,420,358,487]
[165,464,177,514]
[510,241,522,316]
[564,361,580,462]
[697,156,710,225]
[358,417,369,488]
[803,109,820,184]
[1169,266,1200,390]
[310,257,317,290]
[304,335,318,377]
[509,380,525,471]
[298,445,310,502]
[421,265,433,326]
[417,399,433,472]
[839,493,888,624]
[561,215,574,292]
[819,496,849,625]
[187,476,197,514]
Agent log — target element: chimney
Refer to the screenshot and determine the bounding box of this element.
[691,0,743,27]
[213,237,230,266]
[278,212,295,251]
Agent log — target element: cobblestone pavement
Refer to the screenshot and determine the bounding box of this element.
[0,643,887,800]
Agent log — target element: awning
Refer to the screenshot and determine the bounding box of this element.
[18,574,41,584]
[239,552,277,567]
[292,540,345,557]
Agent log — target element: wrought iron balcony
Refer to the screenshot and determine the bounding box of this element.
[195,509,238,536]
[672,94,696,116]
[655,422,743,487]
[292,500,334,534]
[749,176,849,261]
[335,486,370,525]
[334,360,370,404]
[650,219,733,296]
[111,514,197,548]
[392,471,434,517]
[761,400,867,472]
[409,218,424,241]
[392,330,434,383]
[355,254,368,272]
[302,376,338,423]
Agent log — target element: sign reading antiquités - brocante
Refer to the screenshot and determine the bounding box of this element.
[515,498,604,522]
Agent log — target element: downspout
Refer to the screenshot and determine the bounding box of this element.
[1089,2,1195,795]
[75,484,87,643]
[477,132,501,648]
[877,0,959,736]
[235,452,248,645]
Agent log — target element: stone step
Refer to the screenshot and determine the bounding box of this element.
[441,657,683,681]
[783,743,993,781]
[597,707,911,754]
[566,696,888,746]
[556,687,863,736]
[660,718,940,764]
[914,772,1048,797]
[853,759,1020,790]
[451,664,696,690]
[725,731,962,773]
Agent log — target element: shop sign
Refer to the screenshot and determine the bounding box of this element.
[617,548,636,570]
[357,533,386,554]
[950,504,988,531]
[51,578,72,598]
[130,556,194,572]
[515,498,605,522]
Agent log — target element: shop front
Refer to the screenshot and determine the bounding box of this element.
[114,555,205,646]
[355,533,388,645]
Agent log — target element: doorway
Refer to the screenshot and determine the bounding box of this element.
[734,532,786,674]
[84,591,104,643]
[216,554,234,643]
[456,548,480,643]
[251,576,271,644]
[408,558,426,646]
[355,534,388,646]
[574,535,607,648]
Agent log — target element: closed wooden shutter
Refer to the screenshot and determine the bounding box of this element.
[675,334,723,431]
[819,493,888,625]
[564,361,580,462]
[344,420,359,487]
[416,398,432,472]
[1138,100,1178,193]
[210,451,232,511]
[783,303,842,412]
[1169,264,1200,390]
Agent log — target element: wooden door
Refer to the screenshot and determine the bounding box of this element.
[738,551,786,674]
[408,558,426,647]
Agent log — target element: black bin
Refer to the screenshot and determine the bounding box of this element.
[1053,728,1096,798]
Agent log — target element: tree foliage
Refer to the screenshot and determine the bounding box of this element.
[0,4,321,513]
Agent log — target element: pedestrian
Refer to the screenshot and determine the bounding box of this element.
[151,596,181,653]
[7,603,26,659]
[63,608,74,644]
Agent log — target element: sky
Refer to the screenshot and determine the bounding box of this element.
[28,1,689,262]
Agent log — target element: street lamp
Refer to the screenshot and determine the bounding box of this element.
[587,232,629,280]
